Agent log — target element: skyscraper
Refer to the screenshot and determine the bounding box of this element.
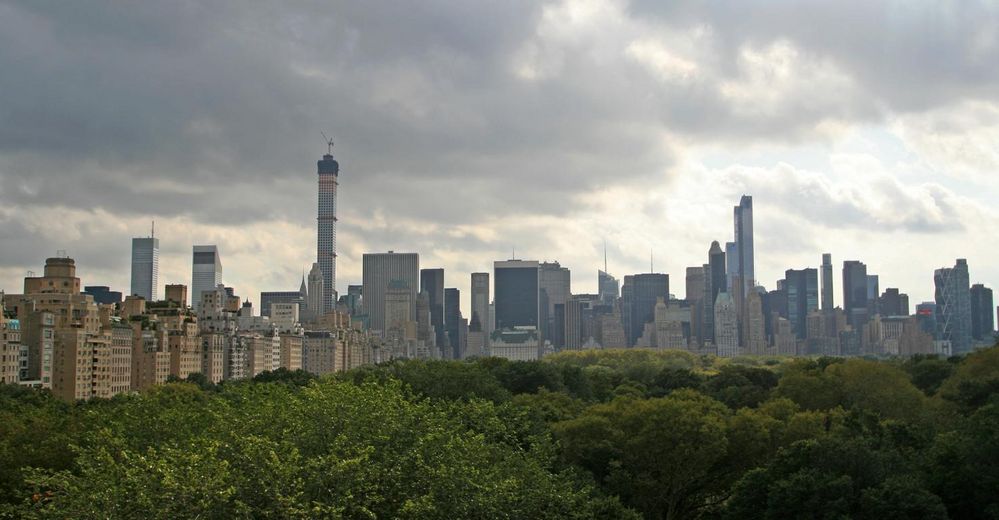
[598,270,619,305]
[843,260,868,328]
[744,289,766,355]
[879,288,909,317]
[470,273,490,339]
[420,268,446,349]
[621,273,669,347]
[317,143,340,314]
[539,262,570,348]
[935,259,972,354]
[785,268,819,339]
[494,260,539,331]
[445,287,462,359]
[725,242,738,292]
[130,237,159,301]
[734,195,755,295]
[866,275,880,314]
[192,245,222,312]
[362,252,419,335]
[821,253,834,311]
[970,284,994,341]
[714,291,739,357]
[704,241,726,344]
[306,263,324,322]
[686,266,706,345]
[708,242,727,307]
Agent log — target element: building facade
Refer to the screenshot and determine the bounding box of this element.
[192,245,222,311]
[130,237,159,301]
[970,284,995,342]
[318,147,340,314]
[494,260,540,331]
[362,252,419,335]
[935,259,973,354]
[420,268,446,349]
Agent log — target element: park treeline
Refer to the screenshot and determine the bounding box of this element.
[2,347,999,519]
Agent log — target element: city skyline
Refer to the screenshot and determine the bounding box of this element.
[1,2,999,318]
[1,186,995,325]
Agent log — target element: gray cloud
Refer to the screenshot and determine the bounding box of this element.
[0,0,997,304]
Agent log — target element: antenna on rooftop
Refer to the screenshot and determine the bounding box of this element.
[603,239,608,273]
[321,131,334,154]
[650,249,654,273]
[151,220,155,238]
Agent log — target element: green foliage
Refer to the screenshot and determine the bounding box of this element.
[554,391,733,520]
[341,359,512,402]
[5,346,999,519]
[699,365,778,409]
[903,355,955,396]
[938,346,999,412]
[2,379,634,519]
[725,438,947,520]
[924,403,999,519]
[252,368,318,386]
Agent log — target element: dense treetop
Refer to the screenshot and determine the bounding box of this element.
[3,346,999,519]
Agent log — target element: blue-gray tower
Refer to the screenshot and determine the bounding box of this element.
[318,140,339,314]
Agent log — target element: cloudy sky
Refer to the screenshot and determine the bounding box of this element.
[1,0,997,315]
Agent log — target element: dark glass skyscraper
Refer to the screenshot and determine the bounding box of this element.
[785,268,818,339]
[703,241,727,344]
[444,287,462,359]
[420,268,446,348]
[621,273,669,346]
[317,145,340,314]
[843,260,869,328]
[494,260,539,330]
[970,283,994,342]
[879,288,909,317]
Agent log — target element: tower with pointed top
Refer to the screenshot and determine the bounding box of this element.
[306,263,324,323]
[317,140,339,314]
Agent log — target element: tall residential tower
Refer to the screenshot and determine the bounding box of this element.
[733,195,755,295]
[318,141,340,314]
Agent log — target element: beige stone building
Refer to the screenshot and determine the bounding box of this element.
[6,258,125,401]
[302,331,336,376]
[0,312,21,384]
[279,334,303,371]
[131,322,170,391]
[201,333,226,383]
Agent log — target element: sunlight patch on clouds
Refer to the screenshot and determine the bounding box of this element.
[892,100,999,184]
[719,40,858,121]
[625,39,699,83]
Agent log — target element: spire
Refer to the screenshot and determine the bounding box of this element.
[299,272,308,296]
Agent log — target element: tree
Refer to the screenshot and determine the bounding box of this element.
[7,378,636,519]
[700,365,778,409]
[555,391,731,520]
[903,355,954,396]
[725,438,946,520]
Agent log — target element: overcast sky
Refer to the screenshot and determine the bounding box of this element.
[1,0,998,315]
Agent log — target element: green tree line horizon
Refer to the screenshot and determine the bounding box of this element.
[3,346,999,519]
